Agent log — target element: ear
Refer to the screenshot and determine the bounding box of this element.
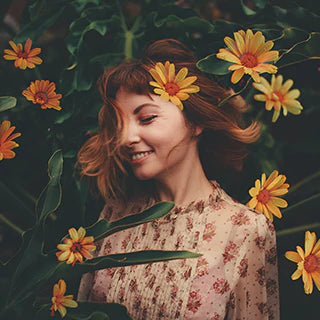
[194,125,203,137]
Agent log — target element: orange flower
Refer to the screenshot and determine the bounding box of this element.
[50,279,78,318]
[0,120,21,161]
[56,227,96,266]
[246,170,289,221]
[285,231,320,294]
[22,80,62,111]
[3,38,42,69]
[216,29,278,84]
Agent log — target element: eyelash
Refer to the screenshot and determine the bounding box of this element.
[140,115,157,124]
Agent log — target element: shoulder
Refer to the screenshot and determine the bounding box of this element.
[209,185,275,240]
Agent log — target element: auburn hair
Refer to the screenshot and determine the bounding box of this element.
[77,38,261,202]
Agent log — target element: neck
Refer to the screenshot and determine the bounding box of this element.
[153,151,213,207]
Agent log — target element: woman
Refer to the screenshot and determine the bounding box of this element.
[77,39,280,319]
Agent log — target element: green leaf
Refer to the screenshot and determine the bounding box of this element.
[0,96,17,112]
[86,201,175,241]
[240,0,256,16]
[53,250,202,282]
[197,53,233,75]
[35,150,63,222]
[35,301,131,320]
[14,6,66,42]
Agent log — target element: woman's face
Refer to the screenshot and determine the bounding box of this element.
[116,87,201,181]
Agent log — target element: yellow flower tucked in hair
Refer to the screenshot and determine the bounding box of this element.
[246,170,289,221]
[149,61,200,110]
[3,38,42,69]
[56,227,96,266]
[50,279,78,318]
[216,29,278,84]
[285,231,320,294]
[22,80,62,111]
[0,120,21,161]
[253,75,303,122]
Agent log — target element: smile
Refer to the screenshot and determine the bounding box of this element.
[130,151,154,162]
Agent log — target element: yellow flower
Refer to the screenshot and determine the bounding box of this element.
[216,29,278,84]
[246,170,289,221]
[253,75,303,122]
[56,227,96,266]
[0,120,21,161]
[149,61,200,110]
[50,279,78,318]
[3,38,42,69]
[285,231,320,294]
[22,80,62,111]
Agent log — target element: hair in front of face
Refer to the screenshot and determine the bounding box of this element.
[77,38,261,202]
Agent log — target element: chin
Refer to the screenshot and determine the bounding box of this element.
[132,168,161,181]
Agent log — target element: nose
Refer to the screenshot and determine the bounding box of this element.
[124,120,141,147]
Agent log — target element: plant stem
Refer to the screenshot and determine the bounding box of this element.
[277,222,320,237]
[288,170,320,195]
[282,192,320,213]
[0,214,24,235]
[124,30,133,60]
[116,0,128,32]
[34,67,42,80]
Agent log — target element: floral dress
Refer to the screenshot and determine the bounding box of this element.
[77,180,280,320]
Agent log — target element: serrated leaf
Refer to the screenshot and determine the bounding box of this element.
[0,96,17,112]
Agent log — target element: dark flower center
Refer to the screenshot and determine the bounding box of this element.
[71,241,82,253]
[240,53,258,68]
[165,82,180,96]
[257,189,270,204]
[35,92,48,105]
[304,255,319,273]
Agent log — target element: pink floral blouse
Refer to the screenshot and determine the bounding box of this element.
[77,180,280,319]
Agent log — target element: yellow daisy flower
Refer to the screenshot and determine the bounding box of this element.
[0,120,21,161]
[246,170,289,221]
[253,74,303,122]
[216,29,279,84]
[56,227,96,266]
[3,38,42,70]
[285,231,320,294]
[22,80,62,111]
[149,61,200,110]
[50,279,78,318]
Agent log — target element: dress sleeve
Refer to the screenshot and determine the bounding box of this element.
[227,212,280,320]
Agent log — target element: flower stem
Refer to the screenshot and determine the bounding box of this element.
[276,222,320,237]
[116,0,128,32]
[282,192,320,213]
[288,170,320,195]
[0,214,24,235]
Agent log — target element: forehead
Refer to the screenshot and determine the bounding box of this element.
[116,88,167,114]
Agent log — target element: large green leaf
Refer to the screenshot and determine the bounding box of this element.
[0,96,17,112]
[35,301,131,320]
[86,201,175,241]
[35,150,63,222]
[52,250,202,283]
[196,53,233,75]
[14,6,66,42]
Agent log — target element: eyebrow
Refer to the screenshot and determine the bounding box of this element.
[133,103,159,114]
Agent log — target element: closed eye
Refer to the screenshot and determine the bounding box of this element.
[140,115,157,124]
